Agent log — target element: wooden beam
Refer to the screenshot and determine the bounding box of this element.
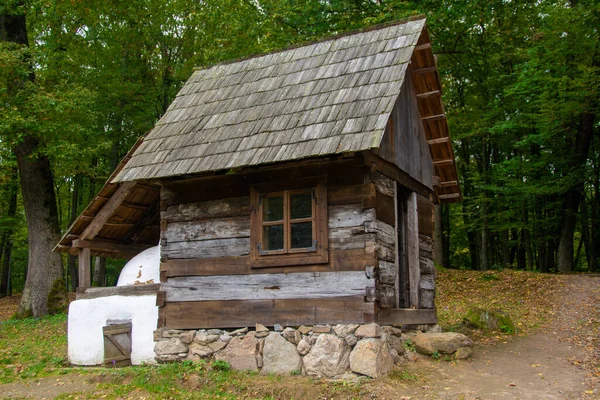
[93,197,151,211]
[79,182,136,241]
[433,158,454,167]
[77,284,160,300]
[414,43,432,52]
[78,247,91,289]
[438,193,461,200]
[411,66,437,75]
[375,308,437,325]
[122,200,160,243]
[421,114,446,122]
[439,181,458,188]
[416,90,440,99]
[362,152,435,201]
[426,137,450,145]
[72,239,152,255]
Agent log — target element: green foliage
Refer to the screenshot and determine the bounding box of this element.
[431,351,440,360]
[212,359,231,372]
[403,338,416,352]
[389,370,419,381]
[47,279,69,315]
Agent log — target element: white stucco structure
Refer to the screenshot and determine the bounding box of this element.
[68,246,161,366]
[116,246,160,286]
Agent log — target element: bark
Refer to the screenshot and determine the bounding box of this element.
[501,230,511,268]
[92,256,106,287]
[2,8,64,317]
[0,169,18,297]
[68,174,81,292]
[557,112,595,272]
[14,135,64,317]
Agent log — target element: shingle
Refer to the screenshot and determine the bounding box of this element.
[114,18,427,182]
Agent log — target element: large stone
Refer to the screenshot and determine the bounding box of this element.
[215,335,260,371]
[386,335,406,356]
[333,324,359,338]
[194,333,220,346]
[382,326,402,337]
[154,338,188,355]
[262,333,302,375]
[349,338,394,378]
[454,347,473,360]
[412,332,473,355]
[298,325,312,335]
[464,308,516,332]
[229,327,249,336]
[355,323,382,338]
[303,334,351,377]
[188,341,227,357]
[297,337,312,356]
[179,331,196,344]
[282,328,301,344]
[313,325,332,334]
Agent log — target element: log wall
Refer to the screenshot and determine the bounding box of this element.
[158,157,437,329]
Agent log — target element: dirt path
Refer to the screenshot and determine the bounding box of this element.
[0,275,597,399]
[381,274,599,399]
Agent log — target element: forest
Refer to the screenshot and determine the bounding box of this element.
[0,0,598,316]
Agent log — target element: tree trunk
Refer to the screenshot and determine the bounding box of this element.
[68,174,81,292]
[557,112,595,272]
[0,170,17,297]
[14,135,64,317]
[92,256,106,287]
[3,3,65,317]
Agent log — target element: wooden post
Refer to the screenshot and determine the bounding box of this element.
[78,247,91,291]
[407,192,420,308]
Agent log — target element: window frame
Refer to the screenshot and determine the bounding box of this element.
[250,179,328,268]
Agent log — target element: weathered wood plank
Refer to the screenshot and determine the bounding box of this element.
[329,204,375,228]
[374,192,395,226]
[78,248,91,289]
[407,192,420,308]
[164,238,250,259]
[375,308,437,325]
[76,284,160,300]
[417,194,434,238]
[164,217,250,243]
[163,271,371,302]
[161,248,376,277]
[80,182,137,241]
[163,197,250,223]
[161,296,374,329]
[328,183,375,206]
[329,227,374,251]
[72,239,153,256]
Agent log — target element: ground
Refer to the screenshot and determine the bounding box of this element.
[0,271,598,399]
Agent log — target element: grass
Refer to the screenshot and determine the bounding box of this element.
[0,313,68,384]
[435,268,567,343]
[0,269,577,398]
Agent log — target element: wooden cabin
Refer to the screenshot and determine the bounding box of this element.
[56,17,460,331]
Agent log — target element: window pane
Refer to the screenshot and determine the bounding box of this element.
[262,195,283,221]
[291,222,313,249]
[263,225,284,251]
[290,192,312,219]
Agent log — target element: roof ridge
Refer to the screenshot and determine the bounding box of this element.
[193,15,426,72]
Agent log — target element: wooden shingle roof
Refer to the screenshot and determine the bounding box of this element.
[114,18,428,182]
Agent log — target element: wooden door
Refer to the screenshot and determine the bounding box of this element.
[103,322,132,367]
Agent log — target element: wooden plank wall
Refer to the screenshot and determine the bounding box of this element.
[417,194,435,309]
[158,159,382,329]
[377,70,434,190]
[370,172,398,309]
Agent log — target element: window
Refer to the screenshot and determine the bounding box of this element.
[250,179,328,268]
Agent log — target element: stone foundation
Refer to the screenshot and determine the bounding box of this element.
[154,323,411,378]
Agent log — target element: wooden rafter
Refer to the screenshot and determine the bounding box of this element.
[72,239,152,255]
[426,137,450,145]
[78,182,136,241]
